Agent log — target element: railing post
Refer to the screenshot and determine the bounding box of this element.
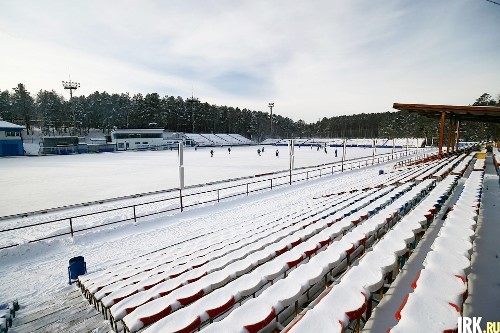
[270,179,273,190]
[307,171,309,180]
[179,189,183,212]
[217,189,220,202]
[319,169,322,178]
[246,183,249,196]
[69,218,74,238]
[133,205,137,223]
[331,166,334,174]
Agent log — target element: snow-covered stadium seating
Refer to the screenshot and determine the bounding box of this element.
[183,133,254,147]
[390,171,483,333]
[76,152,471,332]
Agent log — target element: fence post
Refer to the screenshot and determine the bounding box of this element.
[307,171,309,180]
[320,169,322,178]
[217,189,220,202]
[331,166,334,175]
[271,179,273,190]
[133,205,137,223]
[69,218,74,238]
[246,183,249,196]
[179,189,183,212]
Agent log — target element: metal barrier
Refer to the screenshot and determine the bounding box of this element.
[0,149,432,250]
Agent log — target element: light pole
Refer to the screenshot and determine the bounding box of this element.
[187,94,199,133]
[62,79,80,99]
[62,78,80,135]
[268,102,274,137]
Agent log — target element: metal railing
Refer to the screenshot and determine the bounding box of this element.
[0,149,433,250]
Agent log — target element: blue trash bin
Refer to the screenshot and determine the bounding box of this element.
[68,256,87,284]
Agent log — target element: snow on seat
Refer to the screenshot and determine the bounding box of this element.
[262,278,305,309]
[341,265,385,294]
[411,269,467,309]
[109,191,378,322]
[129,211,363,332]
[431,236,473,259]
[96,200,340,299]
[288,284,367,333]
[424,250,471,277]
[438,223,475,243]
[121,280,209,331]
[195,182,435,333]
[374,234,408,258]
[390,292,460,333]
[365,241,399,272]
[88,178,416,330]
[389,170,483,333]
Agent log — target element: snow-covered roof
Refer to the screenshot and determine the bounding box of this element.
[111,129,164,134]
[0,120,24,129]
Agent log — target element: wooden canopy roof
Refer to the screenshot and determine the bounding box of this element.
[393,103,500,123]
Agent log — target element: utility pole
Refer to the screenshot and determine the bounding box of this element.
[268,103,274,137]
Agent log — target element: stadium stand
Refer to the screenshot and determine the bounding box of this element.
[183,134,254,147]
[75,150,473,332]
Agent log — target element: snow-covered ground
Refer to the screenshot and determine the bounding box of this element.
[0,145,410,217]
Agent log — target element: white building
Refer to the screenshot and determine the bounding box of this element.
[110,129,169,151]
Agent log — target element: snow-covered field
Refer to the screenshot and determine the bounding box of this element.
[0,145,409,217]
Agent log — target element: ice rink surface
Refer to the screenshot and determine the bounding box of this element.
[0,145,402,216]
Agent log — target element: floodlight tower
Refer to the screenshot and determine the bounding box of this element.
[62,78,80,135]
[62,78,80,99]
[268,102,274,137]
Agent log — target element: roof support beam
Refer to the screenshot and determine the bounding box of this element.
[438,111,446,158]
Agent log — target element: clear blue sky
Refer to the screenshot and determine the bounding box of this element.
[1,0,499,122]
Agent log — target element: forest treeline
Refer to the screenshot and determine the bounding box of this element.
[1,83,499,141]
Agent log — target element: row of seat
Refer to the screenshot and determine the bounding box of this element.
[414,156,459,182]
[96,185,391,316]
[451,153,475,176]
[390,171,483,332]
[82,149,439,296]
[281,175,459,333]
[80,163,428,308]
[473,158,486,171]
[195,180,438,333]
[77,151,461,332]
[80,165,408,298]
[80,185,351,294]
[118,185,411,332]
[433,155,463,180]
[106,188,386,325]
[393,154,457,185]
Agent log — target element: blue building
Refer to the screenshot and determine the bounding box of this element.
[0,120,24,157]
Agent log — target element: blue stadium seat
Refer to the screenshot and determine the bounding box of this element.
[68,256,87,284]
